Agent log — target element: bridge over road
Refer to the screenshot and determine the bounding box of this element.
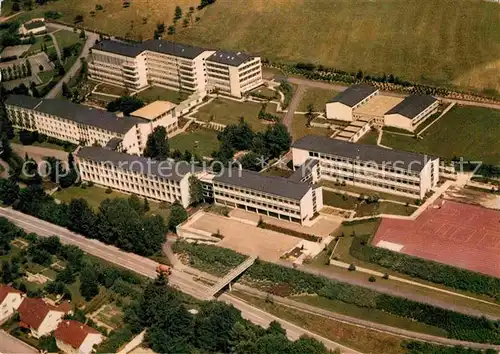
[207,256,257,299]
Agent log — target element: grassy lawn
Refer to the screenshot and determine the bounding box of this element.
[11,134,67,151]
[231,291,408,354]
[176,0,500,93]
[88,93,117,104]
[291,114,332,141]
[193,98,277,132]
[250,86,278,100]
[297,87,338,112]
[94,82,127,96]
[357,129,378,145]
[320,180,418,204]
[37,70,56,85]
[261,167,293,178]
[53,30,84,49]
[381,106,500,164]
[322,190,416,216]
[169,128,220,157]
[136,86,190,104]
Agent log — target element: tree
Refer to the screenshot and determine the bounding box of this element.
[106,96,145,115]
[217,118,255,151]
[167,25,176,35]
[56,264,76,284]
[305,103,315,126]
[262,123,291,159]
[290,336,328,354]
[266,321,286,336]
[188,175,203,205]
[1,261,13,283]
[167,201,188,231]
[62,82,71,98]
[143,126,169,160]
[229,322,257,354]
[79,29,86,39]
[239,151,262,171]
[128,194,144,214]
[80,265,99,300]
[67,198,97,236]
[0,179,20,205]
[174,6,183,21]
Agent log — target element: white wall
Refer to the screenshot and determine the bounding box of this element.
[291,147,310,167]
[384,113,413,131]
[326,102,353,121]
[34,310,65,338]
[0,293,24,323]
[79,333,104,354]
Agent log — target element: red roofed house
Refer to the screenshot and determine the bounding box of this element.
[18,297,72,338]
[55,320,103,354]
[0,285,25,324]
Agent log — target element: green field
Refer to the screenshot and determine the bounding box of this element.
[193,98,278,132]
[136,86,190,104]
[381,106,500,164]
[297,87,338,112]
[175,0,500,93]
[53,30,82,49]
[291,114,331,141]
[169,127,220,157]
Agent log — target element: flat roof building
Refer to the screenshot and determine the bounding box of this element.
[292,135,439,199]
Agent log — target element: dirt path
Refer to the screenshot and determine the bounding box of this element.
[282,85,306,132]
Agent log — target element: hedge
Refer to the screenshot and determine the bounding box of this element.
[259,221,321,242]
[350,235,500,301]
[243,261,500,344]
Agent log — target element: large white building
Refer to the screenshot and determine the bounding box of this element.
[75,146,196,207]
[206,51,263,97]
[4,95,181,155]
[89,39,263,98]
[292,135,439,199]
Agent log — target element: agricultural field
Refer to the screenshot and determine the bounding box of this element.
[169,127,220,158]
[381,106,500,164]
[175,0,500,93]
[193,98,279,132]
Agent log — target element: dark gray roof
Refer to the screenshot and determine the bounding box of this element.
[385,95,438,118]
[36,99,145,134]
[24,21,45,30]
[92,40,144,58]
[4,95,42,109]
[292,135,436,172]
[207,50,252,66]
[288,159,319,183]
[142,40,206,59]
[105,137,123,151]
[328,84,378,107]
[214,169,311,201]
[77,146,196,181]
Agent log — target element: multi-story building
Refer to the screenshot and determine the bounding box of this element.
[88,39,263,98]
[206,51,263,98]
[206,169,323,224]
[4,95,182,155]
[75,146,196,207]
[292,135,439,199]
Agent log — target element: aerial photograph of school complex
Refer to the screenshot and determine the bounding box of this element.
[0,0,499,353]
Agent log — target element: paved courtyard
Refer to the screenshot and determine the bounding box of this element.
[188,212,301,261]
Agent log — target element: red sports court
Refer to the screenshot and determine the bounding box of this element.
[372,199,500,278]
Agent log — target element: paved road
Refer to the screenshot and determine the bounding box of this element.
[45,24,99,99]
[0,207,357,353]
[0,330,38,354]
[281,261,499,321]
[282,85,305,132]
[48,31,62,61]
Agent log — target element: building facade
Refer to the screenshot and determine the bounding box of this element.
[89,39,262,98]
[206,51,263,98]
[292,135,439,199]
[204,169,323,224]
[0,285,24,324]
[326,84,379,121]
[55,320,103,354]
[75,146,195,207]
[18,298,71,338]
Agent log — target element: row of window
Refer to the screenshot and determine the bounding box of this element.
[320,163,420,186]
[213,182,300,206]
[214,192,300,215]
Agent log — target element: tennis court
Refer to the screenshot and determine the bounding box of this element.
[372,199,500,277]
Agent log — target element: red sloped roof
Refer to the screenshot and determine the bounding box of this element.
[18,298,52,331]
[54,320,100,349]
[0,284,23,304]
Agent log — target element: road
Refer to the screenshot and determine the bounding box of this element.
[0,330,38,354]
[0,207,358,353]
[45,24,99,99]
[282,85,305,132]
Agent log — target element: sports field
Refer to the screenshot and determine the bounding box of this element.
[176,0,500,92]
[381,106,500,165]
[372,199,500,277]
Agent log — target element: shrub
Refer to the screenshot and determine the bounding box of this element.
[348,264,356,271]
[368,276,376,282]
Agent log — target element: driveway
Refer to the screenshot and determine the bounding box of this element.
[45,24,99,98]
[0,330,38,354]
[282,85,305,132]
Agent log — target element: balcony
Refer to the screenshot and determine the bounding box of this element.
[122,63,137,71]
